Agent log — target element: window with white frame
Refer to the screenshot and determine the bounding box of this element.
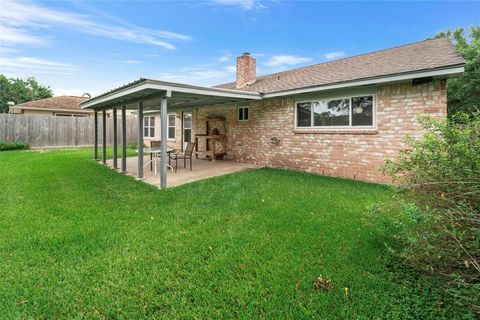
[296,95,374,128]
[238,106,249,121]
[144,116,155,138]
[54,113,87,117]
[168,114,176,139]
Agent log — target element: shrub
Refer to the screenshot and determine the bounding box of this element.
[128,143,138,150]
[0,140,29,151]
[381,112,480,312]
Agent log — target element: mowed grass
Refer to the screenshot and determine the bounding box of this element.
[0,149,459,319]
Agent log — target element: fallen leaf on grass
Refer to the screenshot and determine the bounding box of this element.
[325,280,332,291]
[314,275,333,292]
[314,275,323,290]
[295,280,301,290]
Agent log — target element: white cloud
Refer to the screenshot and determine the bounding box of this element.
[0,25,46,45]
[210,0,264,10]
[226,65,236,73]
[218,54,231,63]
[264,55,312,67]
[0,0,191,50]
[0,56,77,71]
[121,60,142,64]
[324,51,346,60]
[0,47,20,55]
[157,65,236,86]
[0,56,78,77]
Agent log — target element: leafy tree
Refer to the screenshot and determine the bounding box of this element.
[0,75,53,113]
[432,26,480,115]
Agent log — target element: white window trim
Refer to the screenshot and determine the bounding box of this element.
[168,113,176,140]
[294,94,376,130]
[144,116,155,138]
[54,113,87,117]
[238,105,249,122]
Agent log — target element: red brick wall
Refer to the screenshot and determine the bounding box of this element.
[190,80,447,183]
[144,112,182,151]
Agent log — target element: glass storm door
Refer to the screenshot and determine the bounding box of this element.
[183,112,192,150]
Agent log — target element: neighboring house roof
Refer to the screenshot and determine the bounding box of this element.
[12,96,91,113]
[216,37,465,94]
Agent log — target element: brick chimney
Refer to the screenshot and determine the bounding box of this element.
[236,52,256,88]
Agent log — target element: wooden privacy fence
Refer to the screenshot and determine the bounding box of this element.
[0,114,138,148]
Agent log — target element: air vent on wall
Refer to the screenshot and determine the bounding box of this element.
[412,76,433,86]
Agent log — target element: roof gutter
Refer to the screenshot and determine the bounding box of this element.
[262,65,464,98]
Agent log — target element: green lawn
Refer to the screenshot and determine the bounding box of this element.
[0,149,462,319]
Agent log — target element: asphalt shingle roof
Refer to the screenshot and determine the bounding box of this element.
[14,96,90,111]
[215,37,465,93]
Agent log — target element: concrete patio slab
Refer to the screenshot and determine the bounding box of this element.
[105,156,259,188]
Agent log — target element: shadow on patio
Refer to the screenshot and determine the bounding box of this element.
[106,156,259,188]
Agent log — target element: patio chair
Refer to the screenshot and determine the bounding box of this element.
[169,142,195,173]
[150,141,161,171]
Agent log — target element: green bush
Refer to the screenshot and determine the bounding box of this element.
[381,112,480,313]
[0,140,29,151]
[127,142,138,150]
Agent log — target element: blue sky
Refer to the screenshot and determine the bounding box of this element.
[0,0,478,97]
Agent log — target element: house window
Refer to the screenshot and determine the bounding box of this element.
[144,116,155,138]
[168,114,176,139]
[54,113,87,117]
[352,96,374,126]
[296,95,374,128]
[238,106,249,121]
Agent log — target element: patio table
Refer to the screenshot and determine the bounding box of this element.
[142,147,174,175]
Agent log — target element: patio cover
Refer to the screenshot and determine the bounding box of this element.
[81,78,261,110]
[80,78,262,188]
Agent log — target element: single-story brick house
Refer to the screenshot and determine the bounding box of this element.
[81,37,465,187]
[10,96,92,117]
